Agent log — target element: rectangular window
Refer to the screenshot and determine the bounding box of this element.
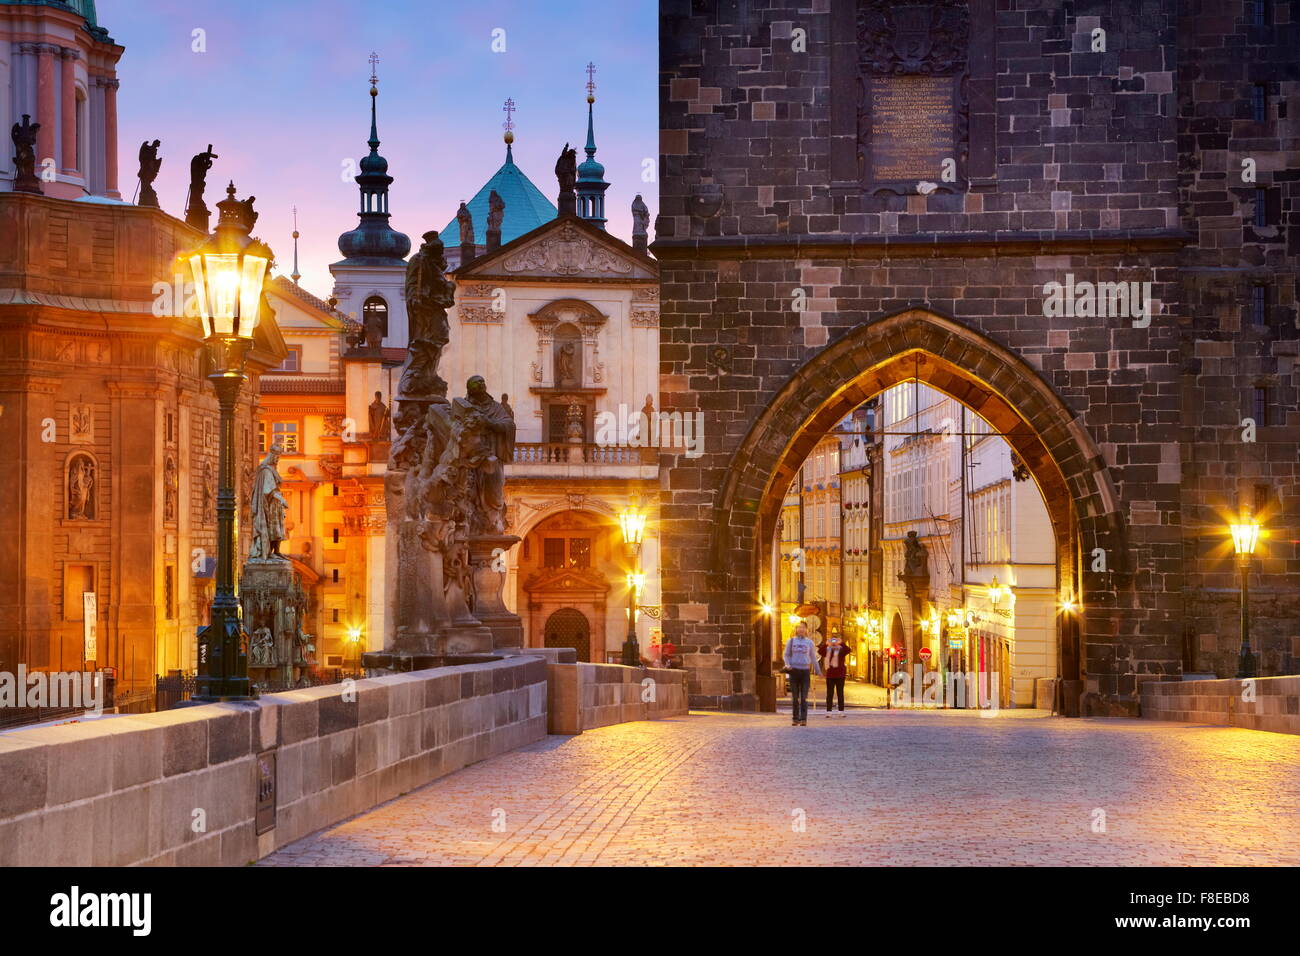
[257,421,266,453]
[164,565,175,620]
[1251,284,1267,326]
[568,537,591,569]
[272,421,299,454]
[1252,84,1267,123]
[543,537,565,569]
[276,346,302,373]
[1254,483,1273,517]
[332,568,339,583]
[331,608,340,623]
[1254,188,1269,227]
[1253,387,1271,427]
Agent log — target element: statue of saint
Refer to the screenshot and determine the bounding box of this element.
[400,231,456,400]
[249,442,288,560]
[556,342,577,386]
[487,190,505,233]
[363,308,384,349]
[185,144,218,227]
[236,193,258,230]
[555,143,577,213]
[631,193,650,238]
[137,140,162,207]
[438,376,516,536]
[68,457,95,519]
[456,201,475,249]
[11,114,41,192]
[900,530,929,579]
[250,627,275,668]
[369,390,391,441]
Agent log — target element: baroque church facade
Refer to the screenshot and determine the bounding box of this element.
[263,75,662,666]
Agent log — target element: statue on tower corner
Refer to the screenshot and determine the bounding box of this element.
[456,201,476,263]
[11,115,42,194]
[555,143,578,216]
[186,144,219,232]
[486,189,505,252]
[136,140,162,207]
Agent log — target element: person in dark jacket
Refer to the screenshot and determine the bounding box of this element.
[818,630,850,717]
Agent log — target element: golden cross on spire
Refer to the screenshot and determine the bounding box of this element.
[369,51,379,87]
[585,61,597,96]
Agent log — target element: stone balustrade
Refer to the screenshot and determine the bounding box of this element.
[547,663,689,735]
[1141,676,1300,735]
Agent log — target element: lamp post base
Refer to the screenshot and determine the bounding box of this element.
[621,636,641,668]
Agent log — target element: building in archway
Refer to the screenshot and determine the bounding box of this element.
[658,1,1300,714]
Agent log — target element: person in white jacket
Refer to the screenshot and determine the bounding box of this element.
[783,622,822,726]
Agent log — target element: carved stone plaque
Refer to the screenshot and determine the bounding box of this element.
[867,75,956,183]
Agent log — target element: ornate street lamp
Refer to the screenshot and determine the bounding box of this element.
[618,505,647,666]
[183,183,272,702]
[1229,516,1261,679]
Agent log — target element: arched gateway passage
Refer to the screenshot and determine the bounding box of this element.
[707,309,1125,716]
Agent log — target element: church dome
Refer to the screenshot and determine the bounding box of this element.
[337,219,410,263]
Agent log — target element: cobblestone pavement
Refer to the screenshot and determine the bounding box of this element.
[260,712,1300,866]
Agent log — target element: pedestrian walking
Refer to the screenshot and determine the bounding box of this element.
[782,622,821,725]
[819,630,850,717]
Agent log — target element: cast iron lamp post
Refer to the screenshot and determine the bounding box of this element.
[1229,517,1261,679]
[183,183,272,702]
[618,506,647,666]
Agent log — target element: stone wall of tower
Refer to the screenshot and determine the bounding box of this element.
[656,0,1298,712]
[1176,2,1300,676]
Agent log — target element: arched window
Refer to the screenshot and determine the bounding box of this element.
[362,296,388,337]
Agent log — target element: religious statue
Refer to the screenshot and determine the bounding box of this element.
[137,139,162,207]
[900,530,929,579]
[249,442,288,560]
[556,342,578,386]
[555,143,578,215]
[163,456,178,523]
[363,307,384,349]
[185,144,218,231]
[68,457,95,519]
[368,390,391,442]
[431,376,516,537]
[250,627,275,668]
[631,193,650,238]
[487,190,505,233]
[456,201,475,249]
[11,114,42,193]
[236,192,258,230]
[399,231,456,400]
[564,401,584,444]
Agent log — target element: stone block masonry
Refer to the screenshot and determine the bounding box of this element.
[1141,676,1300,735]
[0,656,552,866]
[546,663,689,734]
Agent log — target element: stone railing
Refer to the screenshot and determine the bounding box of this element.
[547,663,689,735]
[1141,676,1300,735]
[0,656,548,866]
[512,442,656,465]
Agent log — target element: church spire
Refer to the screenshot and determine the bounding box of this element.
[576,62,609,229]
[503,96,516,164]
[336,52,411,264]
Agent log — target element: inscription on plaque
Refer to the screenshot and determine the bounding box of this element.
[868,75,956,184]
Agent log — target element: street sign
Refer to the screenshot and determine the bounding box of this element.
[919,647,932,660]
[948,638,965,648]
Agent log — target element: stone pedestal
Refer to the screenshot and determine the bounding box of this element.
[240,557,309,687]
[440,538,495,655]
[469,533,523,649]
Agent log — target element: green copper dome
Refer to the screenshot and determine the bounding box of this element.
[440,144,557,246]
[4,1,100,29]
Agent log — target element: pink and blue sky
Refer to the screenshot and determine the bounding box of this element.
[102,0,658,294]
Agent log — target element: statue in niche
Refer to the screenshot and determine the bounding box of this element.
[555,340,579,387]
[137,139,162,207]
[163,455,178,522]
[68,456,95,520]
[248,442,288,560]
[202,461,215,524]
[363,308,384,349]
[250,626,275,667]
[369,390,391,441]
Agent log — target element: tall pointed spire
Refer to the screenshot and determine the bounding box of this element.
[336,52,410,264]
[291,205,301,285]
[502,96,516,164]
[576,62,609,229]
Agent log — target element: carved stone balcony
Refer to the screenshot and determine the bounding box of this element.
[507,442,658,480]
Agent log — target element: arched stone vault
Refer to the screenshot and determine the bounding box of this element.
[706,308,1125,706]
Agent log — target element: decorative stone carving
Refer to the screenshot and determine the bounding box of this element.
[630,307,659,328]
[164,455,178,523]
[458,304,503,324]
[70,403,93,443]
[857,0,969,75]
[503,223,634,276]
